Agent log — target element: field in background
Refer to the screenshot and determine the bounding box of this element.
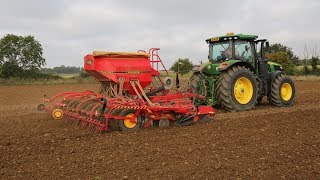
[0,78,97,85]
[53,73,79,78]
[295,65,320,70]
[0,73,97,85]
[292,75,320,81]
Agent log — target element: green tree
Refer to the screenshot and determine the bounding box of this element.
[311,56,319,72]
[170,58,194,75]
[266,43,299,65]
[0,34,45,74]
[303,64,310,75]
[0,61,23,79]
[266,51,295,75]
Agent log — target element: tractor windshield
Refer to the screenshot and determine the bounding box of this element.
[234,40,254,63]
[209,40,233,63]
[209,40,254,63]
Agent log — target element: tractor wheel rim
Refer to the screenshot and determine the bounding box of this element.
[234,77,253,104]
[123,113,137,128]
[281,83,292,101]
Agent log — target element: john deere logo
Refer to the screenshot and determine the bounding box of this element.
[86,59,93,65]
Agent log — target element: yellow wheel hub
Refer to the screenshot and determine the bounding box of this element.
[123,113,137,128]
[52,109,63,120]
[281,83,292,101]
[233,77,253,104]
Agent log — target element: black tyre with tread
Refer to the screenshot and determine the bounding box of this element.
[215,65,258,111]
[269,74,295,106]
[189,73,208,104]
[107,109,123,131]
[189,73,202,95]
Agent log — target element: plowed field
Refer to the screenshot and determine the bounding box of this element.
[0,80,319,179]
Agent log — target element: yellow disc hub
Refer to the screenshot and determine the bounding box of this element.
[52,109,63,120]
[233,77,253,104]
[280,83,292,101]
[123,113,137,128]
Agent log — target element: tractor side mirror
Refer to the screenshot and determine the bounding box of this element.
[265,41,270,49]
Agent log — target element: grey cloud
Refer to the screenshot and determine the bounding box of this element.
[0,0,319,67]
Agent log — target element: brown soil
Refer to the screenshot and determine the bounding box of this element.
[0,81,319,179]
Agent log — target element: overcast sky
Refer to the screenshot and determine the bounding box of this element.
[1,0,319,68]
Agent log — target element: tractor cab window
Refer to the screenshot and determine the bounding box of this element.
[209,40,233,63]
[234,40,254,63]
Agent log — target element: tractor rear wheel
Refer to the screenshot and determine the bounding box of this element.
[269,74,295,106]
[190,73,200,93]
[189,73,207,97]
[215,66,258,111]
[118,109,142,131]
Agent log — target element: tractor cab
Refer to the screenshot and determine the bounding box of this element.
[202,33,259,75]
[207,33,257,65]
[202,33,283,76]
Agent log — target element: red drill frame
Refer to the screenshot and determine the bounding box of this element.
[40,48,215,132]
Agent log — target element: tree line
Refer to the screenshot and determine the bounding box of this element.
[41,66,83,74]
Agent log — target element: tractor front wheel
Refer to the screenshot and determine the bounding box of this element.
[216,66,258,111]
[269,74,295,106]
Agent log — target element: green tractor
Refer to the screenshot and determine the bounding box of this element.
[190,32,295,111]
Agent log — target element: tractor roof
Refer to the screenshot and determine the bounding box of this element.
[206,33,258,43]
